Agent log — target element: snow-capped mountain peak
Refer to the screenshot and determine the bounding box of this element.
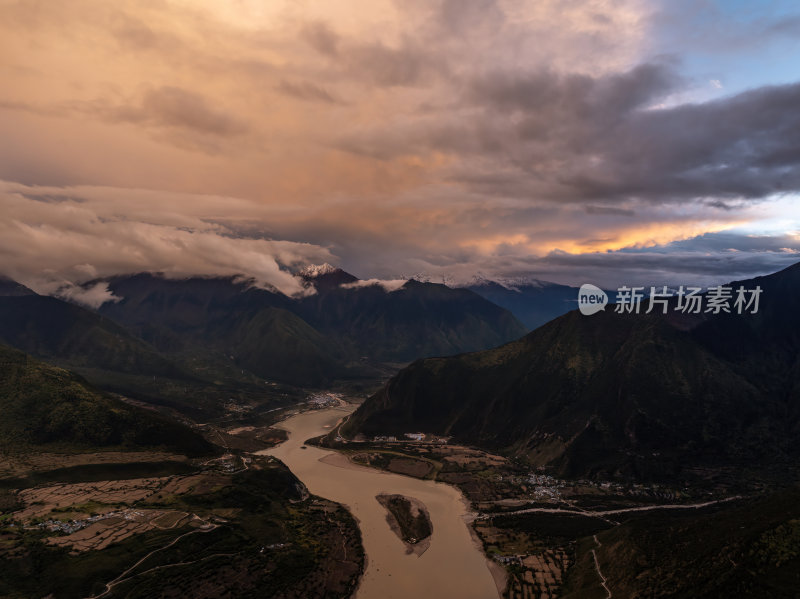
[397,271,555,290]
[460,272,549,291]
[492,275,548,291]
[297,263,340,278]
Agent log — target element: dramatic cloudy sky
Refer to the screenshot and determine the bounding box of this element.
[2,0,799,293]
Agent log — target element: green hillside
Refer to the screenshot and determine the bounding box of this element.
[232,306,346,385]
[96,274,348,386]
[562,487,800,598]
[0,345,213,456]
[0,288,307,418]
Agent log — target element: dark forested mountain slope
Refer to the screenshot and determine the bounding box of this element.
[562,486,800,598]
[0,276,36,297]
[96,273,343,386]
[94,271,526,384]
[345,262,800,482]
[0,293,181,377]
[295,277,527,362]
[0,344,213,455]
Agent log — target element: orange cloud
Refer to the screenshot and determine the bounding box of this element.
[2,0,794,289]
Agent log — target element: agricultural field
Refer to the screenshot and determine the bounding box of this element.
[0,454,363,598]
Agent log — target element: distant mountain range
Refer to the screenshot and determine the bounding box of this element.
[0,284,240,417]
[403,271,597,330]
[344,261,800,484]
[462,275,582,330]
[94,268,526,384]
[0,267,527,407]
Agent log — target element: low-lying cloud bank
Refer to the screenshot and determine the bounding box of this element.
[2,178,797,298]
[53,281,122,309]
[395,231,800,289]
[341,278,408,292]
[0,180,334,298]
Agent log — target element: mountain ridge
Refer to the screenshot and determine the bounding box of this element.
[82,271,527,386]
[343,261,800,484]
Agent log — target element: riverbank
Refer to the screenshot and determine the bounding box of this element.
[261,407,501,599]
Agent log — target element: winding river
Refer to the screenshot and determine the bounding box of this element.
[260,407,501,599]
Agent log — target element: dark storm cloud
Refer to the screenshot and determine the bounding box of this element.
[1,86,245,139]
[592,83,800,201]
[276,80,344,104]
[585,205,636,216]
[469,62,678,116]
[123,87,246,137]
[489,69,800,204]
[111,14,178,52]
[340,61,800,206]
[766,14,800,36]
[437,0,505,35]
[634,231,800,255]
[344,41,445,88]
[0,99,65,118]
[302,21,340,56]
[21,192,84,204]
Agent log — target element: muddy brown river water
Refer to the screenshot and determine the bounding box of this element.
[260,407,501,599]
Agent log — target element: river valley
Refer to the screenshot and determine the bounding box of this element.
[260,407,501,599]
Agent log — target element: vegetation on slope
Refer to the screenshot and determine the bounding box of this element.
[0,295,184,378]
[346,262,800,483]
[295,279,527,362]
[562,486,800,598]
[95,273,526,386]
[0,345,213,456]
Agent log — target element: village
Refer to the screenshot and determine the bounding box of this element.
[36,508,151,535]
